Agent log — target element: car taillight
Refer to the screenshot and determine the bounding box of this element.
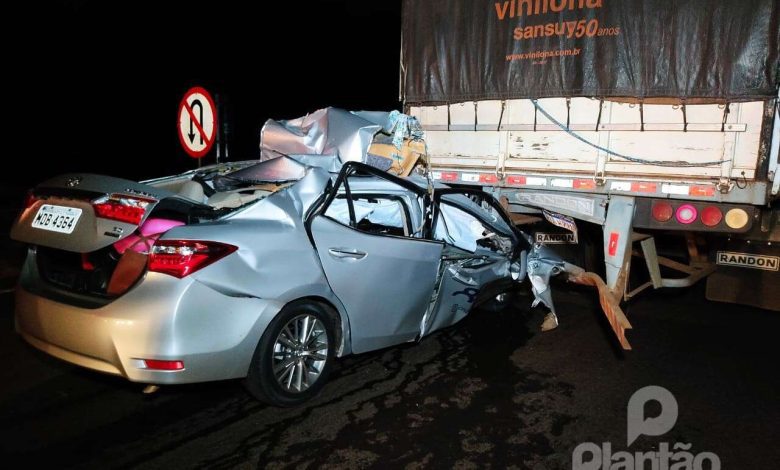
[149,240,237,278]
[675,204,698,224]
[23,190,39,209]
[651,202,673,222]
[92,194,154,225]
[700,206,723,227]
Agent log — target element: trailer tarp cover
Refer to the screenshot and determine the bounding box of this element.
[401,0,779,104]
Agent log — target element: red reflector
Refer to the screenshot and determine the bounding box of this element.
[507,175,526,185]
[143,359,184,371]
[574,179,596,190]
[479,173,498,183]
[440,172,458,182]
[631,182,657,193]
[608,232,619,257]
[701,206,723,227]
[81,253,95,271]
[651,202,674,222]
[149,240,237,278]
[675,204,698,224]
[689,185,715,197]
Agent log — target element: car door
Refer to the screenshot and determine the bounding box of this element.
[420,189,522,336]
[308,163,443,353]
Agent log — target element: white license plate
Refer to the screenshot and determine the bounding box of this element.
[31,204,83,234]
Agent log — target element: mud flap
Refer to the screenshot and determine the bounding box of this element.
[706,239,780,311]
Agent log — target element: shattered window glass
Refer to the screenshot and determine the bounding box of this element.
[434,203,514,255]
[325,197,410,237]
[434,204,486,252]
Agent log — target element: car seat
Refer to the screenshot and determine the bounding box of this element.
[177,180,206,203]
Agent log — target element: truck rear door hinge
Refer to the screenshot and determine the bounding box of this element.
[716,177,734,193]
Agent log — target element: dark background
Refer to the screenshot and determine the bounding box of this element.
[3,4,779,467]
[6,0,401,202]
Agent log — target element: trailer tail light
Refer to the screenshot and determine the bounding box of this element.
[700,206,723,227]
[149,240,237,278]
[675,204,698,224]
[92,194,154,225]
[724,208,749,230]
[651,202,674,222]
[635,199,752,233]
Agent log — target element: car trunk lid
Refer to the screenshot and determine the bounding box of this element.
[10,173,174,253]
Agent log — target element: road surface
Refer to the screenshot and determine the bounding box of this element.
[1,284,778,468]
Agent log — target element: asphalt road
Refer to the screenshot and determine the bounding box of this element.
[1,283,778,469]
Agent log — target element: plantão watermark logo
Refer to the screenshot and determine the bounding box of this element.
[573,385,721,469]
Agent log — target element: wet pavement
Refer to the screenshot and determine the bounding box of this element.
[1,283,778,469]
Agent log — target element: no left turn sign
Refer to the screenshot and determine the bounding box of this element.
[177,87,217,158]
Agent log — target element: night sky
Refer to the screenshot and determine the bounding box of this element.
[7,1,402,194]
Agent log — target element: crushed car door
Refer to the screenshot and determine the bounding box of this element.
[308,163,443,353]
[420,189,522,337]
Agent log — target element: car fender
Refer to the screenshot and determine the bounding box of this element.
[273,282,353,357]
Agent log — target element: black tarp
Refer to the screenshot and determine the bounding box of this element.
[401,0,779,104]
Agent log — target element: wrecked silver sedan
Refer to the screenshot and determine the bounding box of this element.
[11,154,535,406]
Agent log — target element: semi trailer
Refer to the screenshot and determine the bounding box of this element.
[400,0,780,330]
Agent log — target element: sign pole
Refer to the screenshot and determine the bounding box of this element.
[215,93,222,164]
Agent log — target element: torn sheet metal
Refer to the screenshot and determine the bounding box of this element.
[421,252,512,337]
[259,107,426,176]
[285,154,342,173]
[214,156,307,189]
[260,107,383,164]
[526,242,566,316]
[258,108,382,163]
[526,242,633,350]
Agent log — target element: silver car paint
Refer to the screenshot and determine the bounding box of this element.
[16,254,283,383]
[260,107,390,163]
[526,242,567,316]
[14,160,564,386]
[422,253,512,337]
[159,167,355,356]
[10,173,201,253]
[310,215,443,352]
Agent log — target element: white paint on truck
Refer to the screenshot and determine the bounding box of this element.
[410,98,767,186]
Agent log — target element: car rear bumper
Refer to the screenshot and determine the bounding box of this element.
[15,271,283,384]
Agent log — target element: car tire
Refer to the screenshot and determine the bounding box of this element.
[244,300,337,407]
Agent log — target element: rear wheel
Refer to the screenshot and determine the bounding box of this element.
[244,301,336,406]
